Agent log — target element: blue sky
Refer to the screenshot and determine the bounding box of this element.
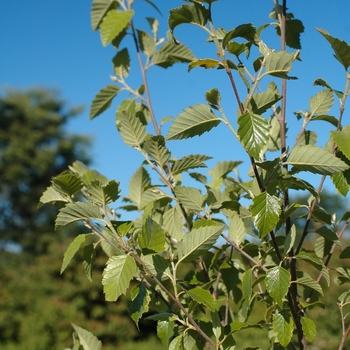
[1,1,350,203]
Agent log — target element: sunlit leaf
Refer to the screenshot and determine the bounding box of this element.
[296,276,323,296]
[174,186,205,212]
[309,89,334,116]
[137,29,156,57]
[301,317,316,342]
[100,9,134,46]
[142,135,171,167]
[152,42,196,68]
[264,51,296,79]
[251,192,281,238]
[87,180,120,206]
[51,172,83,196]
[272,311,294,347]
[163,205,184,242]
[128,167,151,209]
[285,145,349,175]
[265,266,290,307]
[177,221,224,263]
[238,112,269,159]
[72,323,102,350]
[171,154,211,175]
[188,59,223,72]
[83,244,95,282]
[331,125,350,161]
[208,160,242,180]
[246,91,282,115]
[332,171,350,196]
[39,186,70,205]
[102,255,137,301]
[91,0,118,31]
[166,104,221,140]
[55,202,102,230]
[229,211,246,246]
[90,84,120,120]
[242,269,252,301]
[157,321,174,349]
[120,111,148,147]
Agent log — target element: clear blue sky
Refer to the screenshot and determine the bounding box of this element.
[1,1,350,201]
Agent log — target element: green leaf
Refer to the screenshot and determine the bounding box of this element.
[72,323,102,350]
[120,111,148,147]
[137,29,156,57]
[296,276,323,296]
[222,24,257,48]
[314,78,344,99]
[83,244,95,282]
[188,59,223,72]
[317,28,350,70]
[315,226,341,247]
[128,167,151,209]
[138,217,165,254]
[55,202,102,230]
[51,172,83,196]
[208,161,242,180]
[205,88,221,110]
[142,135,171,167]
[157,321,174,349]
[283,225,296,256]
[177,221,224,264]
[168,3,209,33]
[309,89,334,116]
[264,51,296,79]
[332,171,350,196]
[311,114,339,127]
[169,335,183,350]
[246,91,282,115]
[163,205,184,242]
[187,287,216,312]
[112,47,130,78]
[61,234,92,274]
[272,311,294,347]
[90,84,120,120]
[301,317,317,342]
[166,104,221,141]
[276,175,318,197]
[171,154,211,175]
[128,283,151,328]
[39,186,70,205]
[152,42,196,68]
[100,9,134,46]
[265,266,290,307]
[174,186,205,212]
[91,0,118,31]
[102,255,137,301]
[242,269,253,301]
[238,112,269,159]
[276,19,304,49]
[229,211,246,246]
[142,255,172,281]
[251,192,281,238]
[87,180,120,206]
[331,125,350,161]
[285,145,349,175]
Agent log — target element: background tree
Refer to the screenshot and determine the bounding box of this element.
[0,88,90,253]
[0,88,161,350]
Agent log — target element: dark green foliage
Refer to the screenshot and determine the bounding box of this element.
[0,88,90,253]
